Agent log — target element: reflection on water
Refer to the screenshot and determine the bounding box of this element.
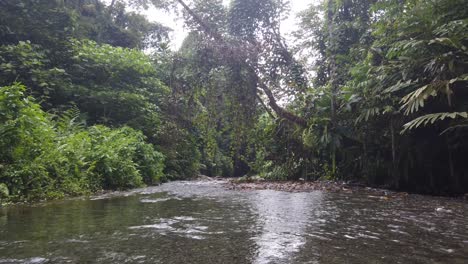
[250,191,322,264]
[0,181,467,264]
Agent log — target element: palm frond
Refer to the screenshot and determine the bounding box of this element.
[401,112,468,133]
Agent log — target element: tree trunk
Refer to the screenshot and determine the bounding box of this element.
[327,0,338,175]
[390,118,399,188]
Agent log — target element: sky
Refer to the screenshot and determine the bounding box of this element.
[138,0,312,50]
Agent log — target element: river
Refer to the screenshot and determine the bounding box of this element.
[0,181,467,263]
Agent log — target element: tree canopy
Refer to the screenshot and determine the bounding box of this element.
[0,0,467,201]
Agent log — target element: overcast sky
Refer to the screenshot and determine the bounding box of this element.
[138,0,312,50]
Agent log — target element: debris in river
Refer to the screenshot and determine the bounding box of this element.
[224,178,409,198]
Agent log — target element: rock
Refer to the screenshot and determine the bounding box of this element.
[435,207,452,213]
[197,175,214,181]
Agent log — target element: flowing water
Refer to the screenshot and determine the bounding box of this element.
[0,181,467,264]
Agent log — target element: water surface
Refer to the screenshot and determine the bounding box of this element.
[0,181,467,263]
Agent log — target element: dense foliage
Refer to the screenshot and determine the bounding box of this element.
[0,0,466,201]
[170,0,467,194]
[0,83,164,201]
[291,0,468,194]
[0,0,189,202]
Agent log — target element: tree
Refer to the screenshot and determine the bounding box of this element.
[175,0,308,127]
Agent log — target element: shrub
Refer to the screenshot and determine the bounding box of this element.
[0,83,165,201]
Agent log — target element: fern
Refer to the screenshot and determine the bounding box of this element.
[56,105,84,133]
[401,112,468,134]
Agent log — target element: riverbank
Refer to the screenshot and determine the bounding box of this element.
[225,179,399,198]
[2,176,466,207]
[222,177,468,200]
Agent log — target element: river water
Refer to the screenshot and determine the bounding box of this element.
[0,181,467,263]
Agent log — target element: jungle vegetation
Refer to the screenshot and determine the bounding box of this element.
[0,0,467,201]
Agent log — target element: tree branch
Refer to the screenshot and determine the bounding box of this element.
[174,0,307,127]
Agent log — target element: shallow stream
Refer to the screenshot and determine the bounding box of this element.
[0,181,467,263]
